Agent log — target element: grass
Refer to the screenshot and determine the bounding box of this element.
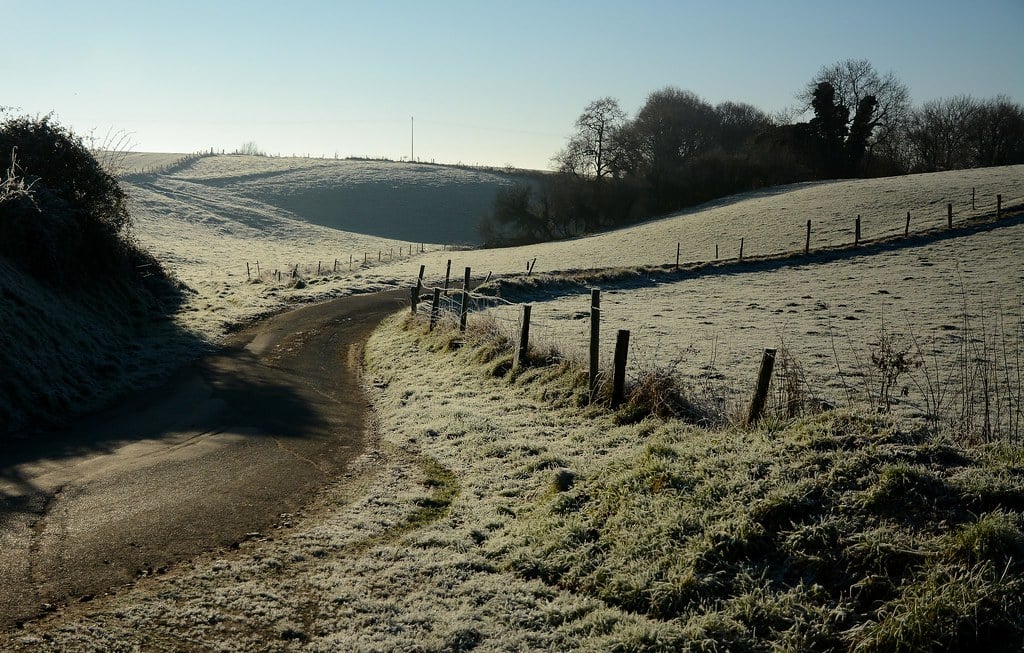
[399,311,1024,651]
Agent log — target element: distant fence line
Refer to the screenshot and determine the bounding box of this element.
[232,189,1016,288]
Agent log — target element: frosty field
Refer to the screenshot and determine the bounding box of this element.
[5,157,1023,649]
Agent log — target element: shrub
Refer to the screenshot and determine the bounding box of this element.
[0,114,133,286]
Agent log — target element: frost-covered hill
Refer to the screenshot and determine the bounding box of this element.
[126,154,538,246]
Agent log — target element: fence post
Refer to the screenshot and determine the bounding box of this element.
[459,267,471,332]
[972,187,976,211]
[516,305,532,368]
[739,238,744,261]
[997,194,1002,219]
[444,259,452,295]
[745,348,777,427]
[675,242,680,269]
[246,261,250,281]
[349,254,353,271]
[805,220,811,254]
[715,243,719,259]
[411,264,424,310]
[611,330,630,409]
[947,203,953,229]
[855,215,861,245]
[905,211,910,237]
[317,261,321,275]
[410,286,418,314]
[429,287,441,331]
[589,289,600,403]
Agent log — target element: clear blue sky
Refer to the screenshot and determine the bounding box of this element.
[6,0,1022,170]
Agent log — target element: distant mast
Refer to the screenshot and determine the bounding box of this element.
[411,116,414,163]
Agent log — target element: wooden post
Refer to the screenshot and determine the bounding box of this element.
[256,261,260,279]
[972,187,976,211]
[611,330,630,409]
[527,257,537,275]
[349,254,353,271]
[378,250,381,262]
[745,348,777,426]
[715,243,719,259]
[516,305,532,368]
[444,259,452,295]
[317,261,321,275]
[364,252,367,264]
[805,220,811,254]
[947,203,953,229]
[855,215,861,245]
[997,194,1002,219]
[334,259,338,272]
[589,289,600,403]
[675,242,680,269]
[246,261,250,281]
[410,286,418,314]
[739,238,744,261]
[414,264,425,308]
[459,267,471,332]
[429,287,441,331]
[905,211,910,237]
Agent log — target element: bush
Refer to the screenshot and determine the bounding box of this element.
[0,114,134,286]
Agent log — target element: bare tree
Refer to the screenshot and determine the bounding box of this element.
[553,97,626,180]
[969,95,1024,167]
[905,95,980,171]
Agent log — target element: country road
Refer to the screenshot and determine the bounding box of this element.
[0,289,407,628]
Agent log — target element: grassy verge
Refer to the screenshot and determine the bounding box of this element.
[398,311,1024,651]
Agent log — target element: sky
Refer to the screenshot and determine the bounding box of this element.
[5,0,1023,170]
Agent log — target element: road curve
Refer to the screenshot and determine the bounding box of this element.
[0,289,407,628]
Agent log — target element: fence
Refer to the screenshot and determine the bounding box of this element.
[670,190,1012,270]
[407,262,782,425]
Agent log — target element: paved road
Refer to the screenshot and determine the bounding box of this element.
[0,289,407,627]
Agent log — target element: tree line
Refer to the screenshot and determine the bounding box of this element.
[480,59,1024,246]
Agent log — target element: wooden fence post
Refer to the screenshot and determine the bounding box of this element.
[675,242,680,269]
[905,211,910,237]
[611,330,630,409]
[589,289,600,403]
[972,187,976,211]
[410,286,418,314]
[444,259,452,295]
[317,261,321,275]
[855,215,861,245]
[947,203,953,229]
[739,238,744,261]
[516,305,532,368]
[997,194,1002,219]
[745,348,777,427]
[429,287,441,331]
[460,267,471,332]
[349,254,353,271]
[256,261,260,279]
[414,264,425,309]
[805,220,811,254]
[246,261,250,281]
[715,243,719,259]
